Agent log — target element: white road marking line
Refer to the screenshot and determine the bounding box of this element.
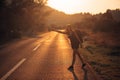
[32,35,51,51]
[33,44,40,51]
[0,58,26,80]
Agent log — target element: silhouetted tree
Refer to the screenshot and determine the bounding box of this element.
[0,0,48,44]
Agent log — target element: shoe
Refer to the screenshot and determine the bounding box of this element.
[68,66,73,71]
[82,63,86,68]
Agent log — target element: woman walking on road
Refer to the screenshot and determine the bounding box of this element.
[66,24,86,70]
[55,24,86,70]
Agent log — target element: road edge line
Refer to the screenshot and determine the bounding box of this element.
[0,58,26,80]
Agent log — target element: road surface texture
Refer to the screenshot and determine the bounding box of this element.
[0,31,101,80]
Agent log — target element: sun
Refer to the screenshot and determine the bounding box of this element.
[47,0,89,14]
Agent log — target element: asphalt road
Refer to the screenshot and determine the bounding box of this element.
[0,31,99,80]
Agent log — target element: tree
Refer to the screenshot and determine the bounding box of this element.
[0,0,48,44]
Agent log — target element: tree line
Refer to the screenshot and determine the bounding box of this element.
[73,9,120,47]
[0,0,49,44]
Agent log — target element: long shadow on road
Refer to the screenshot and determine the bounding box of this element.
[68,67,88,80]
[82,67,88,80]
[68,70,79,80]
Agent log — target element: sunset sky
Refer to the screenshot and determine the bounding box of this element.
[47,0,120,14]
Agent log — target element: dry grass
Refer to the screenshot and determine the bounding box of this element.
[78,30,120,80]
[79,44,120,80]
[89,32,120,47]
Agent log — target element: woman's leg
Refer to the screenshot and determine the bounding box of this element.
[71,49,76,66]
[68,49,76,70]
[76,50,86,68]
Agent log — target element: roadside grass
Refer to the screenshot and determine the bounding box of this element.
[79,46,120,80]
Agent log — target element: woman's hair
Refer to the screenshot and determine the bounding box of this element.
[66,24,72,32]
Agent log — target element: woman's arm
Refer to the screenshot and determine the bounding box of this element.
[54,30,67,34]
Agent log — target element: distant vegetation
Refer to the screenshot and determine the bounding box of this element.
[73,9,120,48]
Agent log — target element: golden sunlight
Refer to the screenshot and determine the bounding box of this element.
[47,0,88,14]
[47,0,120,14]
